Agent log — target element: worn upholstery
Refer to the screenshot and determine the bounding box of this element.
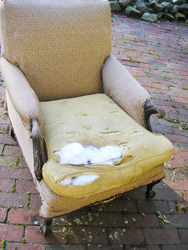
[1,58,42,133]
[41,94,173,198]
[0,0,111,101]
[0,0,174,219]
[103,54,151,126]
[6,91,166,218]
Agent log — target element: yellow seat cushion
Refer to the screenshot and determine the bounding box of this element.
[40,94,173,197]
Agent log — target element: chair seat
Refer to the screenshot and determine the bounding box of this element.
[40,94,173,198]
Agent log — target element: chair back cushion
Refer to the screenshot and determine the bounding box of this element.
[0,0,111,101]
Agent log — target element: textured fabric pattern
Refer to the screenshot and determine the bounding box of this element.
[0,0,111,101]
[1,58,43,133]
[6,91,165,218]
[102,54,151,126]
[39,165,164,218]
[41,94,173,197]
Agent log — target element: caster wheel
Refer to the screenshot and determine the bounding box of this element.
[145,189,156,200]
[40,224,52,236]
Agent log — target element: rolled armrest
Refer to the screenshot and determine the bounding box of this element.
[102,54,151,126]
[0,57,43,133]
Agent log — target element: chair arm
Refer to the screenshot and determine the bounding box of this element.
[31,118,47,181]
[144,101,165,132]
[1,58,45,181]
[102,54,151,127]
[0,57,43,133]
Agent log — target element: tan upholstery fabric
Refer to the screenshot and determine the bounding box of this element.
[6,90,166,218]
[102,54,151,126]
[1,58,43,133]
[41,94,173,198]
[0,0,111,101]
[2,0,173,219]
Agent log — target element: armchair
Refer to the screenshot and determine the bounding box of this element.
[0,0,173,236]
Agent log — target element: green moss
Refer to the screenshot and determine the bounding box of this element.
[27,193,30,209]
[21,238,26,243]
[11,182,16,193]
[1,240,5,249]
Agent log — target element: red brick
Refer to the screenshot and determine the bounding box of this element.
[176,108,188,115]
[126,246,161,250]
[29,195,42,209]
[8,208,40,225]
[0,155,26,168]
[120,60,139,67]
[137,200,170,214]
[159,105,177,113]
[149,82,169,90]
[0,133,17,145]
[46,245,86,250]
[0,166,32,180]
[165,158,186,169]
[88,212,125,227]
[0,144,4,154]
[123,214,159,228]
[0,207,6,222]
[87,245,123,250]
[104,198,138,213]
[172,97,188,104]
[0,179,15,192]
[69,227,108,244]
[165,133,188,143]
[173,151,188,160]
[0,192,28,208]
[179,229,188,243]
[145,87,159,94]
[152,99,165,106]
[108,228,144,244]
[154,189,184,201]
[3,145,22,156]
[0,224,24,241]
[145,228,181,244]
[163,179,188,190]
[53,210,88,227]
[184,191,188,202]
[6,243,45,250]
[162,246,188,250]
[16,180,37,194]
[161,214,188,229]
[25,226,64,244]
[173,127,188,137]
[122,186,146,200]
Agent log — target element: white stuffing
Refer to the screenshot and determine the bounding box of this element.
[56,142,125,186]
[55,142,124,166]
[59,174,99,186]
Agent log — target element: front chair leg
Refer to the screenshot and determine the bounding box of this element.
[9,123,17,142]
[145,179,162,199]
[40,218,53,236]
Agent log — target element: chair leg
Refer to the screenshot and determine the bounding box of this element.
[40,218,53,236]
[9,124,17,142]
[145,179,162,199]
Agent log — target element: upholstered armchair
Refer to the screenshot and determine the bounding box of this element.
[0,0,173,236]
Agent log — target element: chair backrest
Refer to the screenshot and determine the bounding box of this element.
[0,0,111,101]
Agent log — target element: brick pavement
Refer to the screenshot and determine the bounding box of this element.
[0,15,188,250]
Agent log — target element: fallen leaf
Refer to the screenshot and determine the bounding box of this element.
[141,213,145,218]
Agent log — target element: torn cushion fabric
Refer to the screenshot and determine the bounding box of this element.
[41,94,173,198]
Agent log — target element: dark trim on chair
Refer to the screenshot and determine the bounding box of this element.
[31,118,47,181]
[40,218,53,236]
[144,101,165,132]
[144,101,165,199]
